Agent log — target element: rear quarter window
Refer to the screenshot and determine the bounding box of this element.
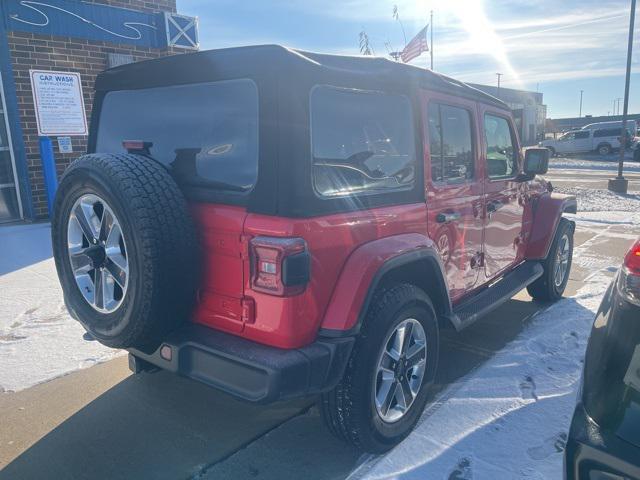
[96,79,259,192]
[310,86,416,197]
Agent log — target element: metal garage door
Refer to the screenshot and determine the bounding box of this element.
[0,72,22,223]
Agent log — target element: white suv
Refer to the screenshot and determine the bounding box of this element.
[541,123,635,156]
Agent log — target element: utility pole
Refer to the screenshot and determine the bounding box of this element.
[496,73,502,98]
[430,10,434,70]
[616,97,623,115]
[579,90,583,117]
[609,0,636,194]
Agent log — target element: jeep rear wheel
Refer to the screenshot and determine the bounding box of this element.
[52,153,198,350]
[320,283,439,453]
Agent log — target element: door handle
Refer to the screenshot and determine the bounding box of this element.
[436,212,461,223]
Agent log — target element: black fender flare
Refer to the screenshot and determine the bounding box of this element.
[320,248,454,337]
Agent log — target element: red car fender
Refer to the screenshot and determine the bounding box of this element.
[319,233,450,334]
[525,192,577,260]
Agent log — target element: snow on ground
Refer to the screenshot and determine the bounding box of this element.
[350,211,639,480]
[554,186,640,212]
[549,154,640,172]
[0,223,122,392]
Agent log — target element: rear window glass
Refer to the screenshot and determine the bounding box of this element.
[96,79,258,192]
[310,86,415,197]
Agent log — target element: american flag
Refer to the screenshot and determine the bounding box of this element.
[401,25,429,63]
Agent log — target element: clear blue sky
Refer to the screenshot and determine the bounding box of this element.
[178,0,640,119]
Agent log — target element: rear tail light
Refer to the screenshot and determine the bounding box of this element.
[617,239,640,306]
[249,237,310,296]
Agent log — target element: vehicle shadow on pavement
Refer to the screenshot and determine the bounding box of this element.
[0,297,551,480]
[0,368,310,480]
[0,223,53,276]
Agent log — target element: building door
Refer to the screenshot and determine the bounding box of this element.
[0,73,22,223]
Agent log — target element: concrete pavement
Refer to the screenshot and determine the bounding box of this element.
[0,356,310,480]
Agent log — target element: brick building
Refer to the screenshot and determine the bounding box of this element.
[0,0,198,222]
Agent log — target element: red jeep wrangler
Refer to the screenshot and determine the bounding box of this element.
[52,46,576,453]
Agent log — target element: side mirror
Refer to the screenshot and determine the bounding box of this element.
[523,147,549,176]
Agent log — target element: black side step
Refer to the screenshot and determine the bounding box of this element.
[450,261,544,331]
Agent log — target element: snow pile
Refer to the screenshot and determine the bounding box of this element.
[554,186,640,212]
[0,225,122,392]
[351,212,638,480]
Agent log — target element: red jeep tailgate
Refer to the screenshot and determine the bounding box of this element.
[190,204,249,334]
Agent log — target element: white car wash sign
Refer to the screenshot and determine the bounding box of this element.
[30,70,88,136]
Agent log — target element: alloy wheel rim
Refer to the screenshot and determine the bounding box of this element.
[374,318,427,423]
[67,194,129,313]
[554,233,570,287]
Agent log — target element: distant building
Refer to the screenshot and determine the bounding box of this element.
[545,114,640,135]
[468,83,546,147]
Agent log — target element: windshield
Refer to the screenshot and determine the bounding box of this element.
[96,79,259,191]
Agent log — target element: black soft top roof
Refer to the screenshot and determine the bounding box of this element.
[95,44,507,109]
[92,45,511,217]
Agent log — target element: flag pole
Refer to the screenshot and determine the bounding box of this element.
[430,10,434,70]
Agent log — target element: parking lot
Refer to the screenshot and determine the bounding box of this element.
[1,156,639,480]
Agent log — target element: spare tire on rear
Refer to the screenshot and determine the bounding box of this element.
[52,153,198,350]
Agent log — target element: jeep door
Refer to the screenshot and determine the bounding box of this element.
[423,93,483,301]
[480,108,526,280]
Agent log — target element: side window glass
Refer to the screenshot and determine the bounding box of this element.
[311,86,416,197]
[428,103,474,184]
[484,114,516,179]
[575,131,590,139]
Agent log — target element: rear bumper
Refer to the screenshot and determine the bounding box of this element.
[128,324,355,404]
[564,403,640,480]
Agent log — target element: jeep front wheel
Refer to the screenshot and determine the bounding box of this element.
[527,218,574,302]
[320,283,439,453]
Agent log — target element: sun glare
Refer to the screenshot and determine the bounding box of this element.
[426,0,521,85]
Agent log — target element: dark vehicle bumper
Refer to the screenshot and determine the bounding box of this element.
[564,403,640,480]
[128,323,354,404]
